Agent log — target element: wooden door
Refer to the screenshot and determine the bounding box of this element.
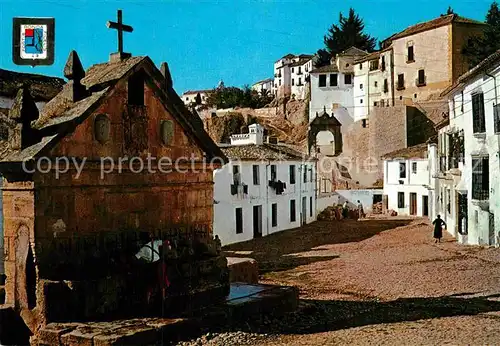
[410,193,417,215]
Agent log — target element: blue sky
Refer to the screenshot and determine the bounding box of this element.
[0,0,493,95]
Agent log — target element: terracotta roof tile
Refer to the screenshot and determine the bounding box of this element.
[220,143,310,161]
[383,14,485,45]
[310,64,339,74]
[382,143,428,160]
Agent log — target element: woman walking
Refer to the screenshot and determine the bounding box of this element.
[432,215,446,243]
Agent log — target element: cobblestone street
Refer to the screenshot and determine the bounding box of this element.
[189,218,500,345]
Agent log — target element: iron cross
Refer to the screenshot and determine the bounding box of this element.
[106,10,133,54]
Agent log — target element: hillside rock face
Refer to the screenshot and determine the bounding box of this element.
[202,99,309,146]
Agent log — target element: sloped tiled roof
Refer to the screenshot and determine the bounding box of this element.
[220,143,311,161]
[81,56,146,90]
[355,51,382,63]
[382,14,485,46]
[1,55,227,165]
[253,78,273,85]
[382,143,428,160]
[310,64,339,74]
[441,49,500,97]
[0,68,65,102]
[340,47,368,56]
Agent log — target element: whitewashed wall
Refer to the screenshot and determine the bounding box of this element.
[214,160,316,245]
[384,158,429,216]
[448,66,500,245]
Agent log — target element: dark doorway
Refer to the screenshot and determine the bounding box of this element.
[301,196,307,226]
[253,205,262,238]
[410,193,417,215]
[373,194,382,204]
[422,196,429,217]
[458,193,468,235]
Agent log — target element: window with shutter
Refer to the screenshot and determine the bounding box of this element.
[472,93,486,133]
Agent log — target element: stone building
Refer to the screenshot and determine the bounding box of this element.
[0,70,64,276]
[354,14,485,121]
[0,46,229,336]
[213,124,316,245]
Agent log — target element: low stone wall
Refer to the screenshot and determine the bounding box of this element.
[227,257,259,284]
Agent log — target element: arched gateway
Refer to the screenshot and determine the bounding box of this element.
[308,108,342,155]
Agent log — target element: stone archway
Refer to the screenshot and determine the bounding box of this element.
[14,225,36,311]
[308,108,342,155]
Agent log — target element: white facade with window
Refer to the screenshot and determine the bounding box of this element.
[383,145,430,216]
[439,52,500,246]
[252,78,274,95]
[273,54,312,100]
[213,124,316,245]
[181,90,211,106]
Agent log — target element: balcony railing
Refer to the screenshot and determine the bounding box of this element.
[472,188,489,201]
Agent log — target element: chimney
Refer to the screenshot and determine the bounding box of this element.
[160,62,173,90]
[8,86,40,150]
[63,50,88,102]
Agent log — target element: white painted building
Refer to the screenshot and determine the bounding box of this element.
[435,50,500,246]
[252,78,274,95]
[181,89,211,106]
[273,54,313,100]
[213,124,316,245]
[354,50,393,122]
[383,143,430,216]
[309,47,367,124]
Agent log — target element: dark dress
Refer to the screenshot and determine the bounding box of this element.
[432,218,445,239]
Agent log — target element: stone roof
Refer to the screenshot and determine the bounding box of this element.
[382,14,485,46]
[219,143,311,161]
[441,49,500,97]
[310,64,339,74]
[1,55,227,165]
[0,68,65,102]
[382,143,428,160]
[81,56,146,90]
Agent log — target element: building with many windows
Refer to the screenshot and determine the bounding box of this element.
[273,54,313,99]
[435,49,500,246]
[382,143,430,216]
[213,124,316,245]
[353,14,485,121]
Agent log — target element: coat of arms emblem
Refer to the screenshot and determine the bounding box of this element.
[13,17,55,66]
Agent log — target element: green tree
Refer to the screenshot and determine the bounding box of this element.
[462,1,500,67]
[206,85,274,109]
[315,8,377,67]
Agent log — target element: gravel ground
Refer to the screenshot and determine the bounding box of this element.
[177,218,500,345]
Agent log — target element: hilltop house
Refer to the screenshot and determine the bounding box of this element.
[273,54,313,100]
[181,89,212,106]
[252,78,274,95]
[353,14,485,121]
[213,124,316,245]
